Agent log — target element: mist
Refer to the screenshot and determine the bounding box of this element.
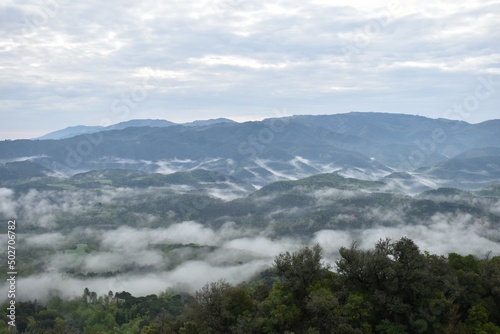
[5,260,269,302]
[2,212,500,303]
[315,212,500,263]
[0,187,17,218]
[1,173,499,304]
[0,221,293,301]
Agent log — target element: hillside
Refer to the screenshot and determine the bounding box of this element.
[36,118,235,140]
[2,113,500,190]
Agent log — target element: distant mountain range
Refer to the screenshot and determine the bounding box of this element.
[36,118,236,140]
[1,112,499,192]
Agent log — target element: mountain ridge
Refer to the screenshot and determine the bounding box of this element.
[2,112,498,191]
[35,118,236,140]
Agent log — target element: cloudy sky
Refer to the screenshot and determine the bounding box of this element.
[1,0,499,139]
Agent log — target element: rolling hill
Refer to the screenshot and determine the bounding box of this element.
[1,113,499,190]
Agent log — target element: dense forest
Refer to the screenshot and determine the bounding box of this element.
[2,237,499,334]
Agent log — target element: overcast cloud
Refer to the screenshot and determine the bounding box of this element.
[1,0,499,139]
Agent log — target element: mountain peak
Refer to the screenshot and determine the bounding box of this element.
[36,118,238,140]
[182,118,236,127]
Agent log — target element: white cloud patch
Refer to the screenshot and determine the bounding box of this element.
[0,188,17,217]
[189,55,290,70]
[23,232,67,248]
[222,236,299,258]
[99,222,220,251]
[314,212,500,262]
[81,250,165,273]
[0,258,270,302]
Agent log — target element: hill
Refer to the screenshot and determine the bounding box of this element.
[36,118,235,140]
[2,113,498,190]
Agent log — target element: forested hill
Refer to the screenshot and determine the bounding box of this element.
[2,238,499,334]
[2,113,500,189]
[2,112,500,333]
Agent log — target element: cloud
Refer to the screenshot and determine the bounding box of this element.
[1,173,499,303]
[1,0,499,139]
[489,199,500,215]
[1,208,499,303]
[314,212,500,262]
[82,250,165,273]
[98,222,220,251]
[222,236,299,258]
[0,188,17,218]
[313,188,360,205]
[12,188,120,228]
[23,232,67,248]
[0,257,271,302]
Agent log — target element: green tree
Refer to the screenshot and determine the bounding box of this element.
[337,237,457,333]
[183,280,254,334]
[263,244,345,333]
[466,304,500,334]
[274,244,330,301]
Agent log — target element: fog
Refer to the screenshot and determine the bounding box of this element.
[0,220,287,301]
[315,212,500,263]
[7,260,270,302]
[1,180,500,303]
[313,188,364,205]
[207,182,253,201]
[0,187,17,218]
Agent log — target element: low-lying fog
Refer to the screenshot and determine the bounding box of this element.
[1,217,499,302]
[1,183,500,303]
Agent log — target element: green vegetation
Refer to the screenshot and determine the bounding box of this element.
[2,169,499,333]
[5,169,252,191]
[6,171,500,239]
[2,238,500,334]
[0,161,52,182]
[47,183,79,190]
[63,244,88,255]
[253,173,385,197]
[477,184,500,198]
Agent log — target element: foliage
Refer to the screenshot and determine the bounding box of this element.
[2,239,500,333]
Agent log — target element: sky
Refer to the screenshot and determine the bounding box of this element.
[1,0,499,139]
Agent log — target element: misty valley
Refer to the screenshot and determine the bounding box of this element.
[4,0,500,330]
[1,113,500,333]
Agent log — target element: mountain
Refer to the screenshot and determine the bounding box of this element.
[7,169,499,237]
[282,113,499,168]
[182,118,236,127]
[0,160,53,182]
[253,172,385,197]
[382,172,436,195]
[5,113,500,331]
[5,113,499,190]
[477,183,500,197]
[36,118,236,140]
[36,125,104,140]
[380,148,500,192]
[106,119,176,130]
[36,119,176,140]
[415,147,500,188]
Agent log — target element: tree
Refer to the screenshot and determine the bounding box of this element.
[264,244,343,333]
[183,280,254,334]
[466,304,500,334]
[337,237,457,333]
[274,243,330,301]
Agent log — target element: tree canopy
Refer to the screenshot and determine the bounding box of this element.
[2,237,499,334]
